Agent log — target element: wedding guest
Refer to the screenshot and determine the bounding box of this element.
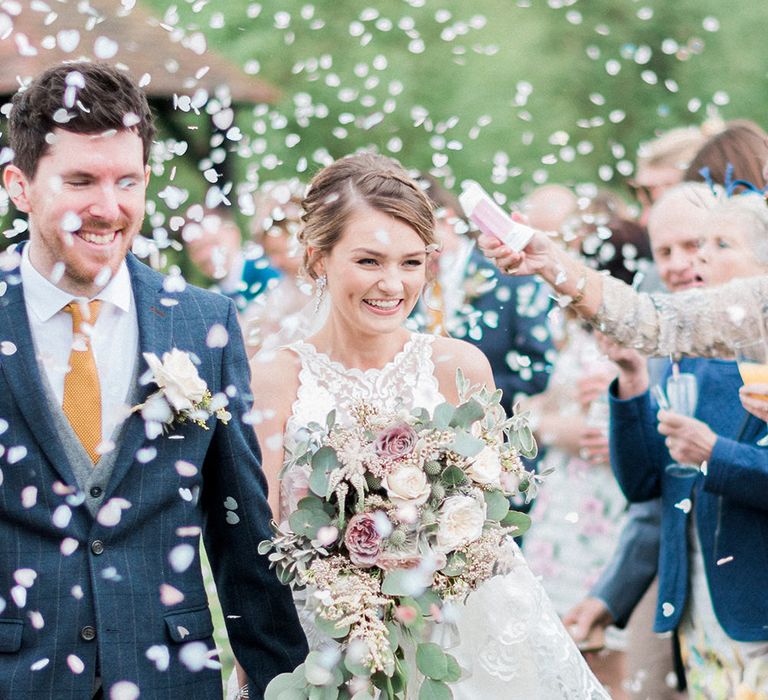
[521,182,578,232]
[629,122,716,224]
[606,187,768,697]
[240,179,314,354]
[685,119,768,191]
[183,207,280,313]
[0,62,306,699]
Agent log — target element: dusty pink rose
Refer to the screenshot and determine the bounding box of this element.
[375,423,417,460]
[344,513,382,568]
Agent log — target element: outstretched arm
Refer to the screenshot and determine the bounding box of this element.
[479,231,768,358]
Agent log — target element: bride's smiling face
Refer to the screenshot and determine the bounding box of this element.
[317,205,428,334]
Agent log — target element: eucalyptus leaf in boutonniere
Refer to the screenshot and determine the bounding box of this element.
[132,349,231,430]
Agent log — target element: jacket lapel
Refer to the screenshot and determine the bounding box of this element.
[102,255,174,501]
[0,266,80,487]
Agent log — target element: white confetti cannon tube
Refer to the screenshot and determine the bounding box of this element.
[459,181,535,252]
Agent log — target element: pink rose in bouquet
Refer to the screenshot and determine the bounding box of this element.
[374,422,417,460]
[344,513,382,568]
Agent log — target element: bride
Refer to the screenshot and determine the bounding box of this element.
[233,153,609,699]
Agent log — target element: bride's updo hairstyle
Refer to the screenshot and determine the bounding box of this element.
[298,153,437,279]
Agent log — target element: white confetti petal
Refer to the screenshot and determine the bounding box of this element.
[20,486,37,509]
[14,568,36,588]
[662,602,675,618]
[30,658,50,671]
[168,544,195,573]
[159,583,185,606]
[206,324,229,348]
[67,654,85,674]
[145,644,170,672]
[110,681,140,700]
[94,36,118,59]
[28,610,44,629]
[7,445,26,463]
[11,585,27,608]
[52,504,72,528]
[60,538,79,556]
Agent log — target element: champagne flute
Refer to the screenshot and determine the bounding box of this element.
[663,370,700,476]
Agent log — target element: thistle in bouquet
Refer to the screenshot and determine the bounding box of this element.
[260,370,539,699]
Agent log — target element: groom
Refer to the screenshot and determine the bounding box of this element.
[0,63,306,698]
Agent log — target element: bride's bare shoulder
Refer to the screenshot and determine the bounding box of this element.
[428,335,494,401]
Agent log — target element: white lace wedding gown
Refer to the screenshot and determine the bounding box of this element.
[257,332,608,700]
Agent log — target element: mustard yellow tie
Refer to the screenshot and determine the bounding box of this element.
[62,300,102,464]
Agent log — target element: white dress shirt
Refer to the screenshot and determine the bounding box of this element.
[20,246,139,446]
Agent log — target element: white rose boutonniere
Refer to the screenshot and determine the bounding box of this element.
[134,349,231,429]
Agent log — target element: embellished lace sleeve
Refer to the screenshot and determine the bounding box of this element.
[593,274,768,357]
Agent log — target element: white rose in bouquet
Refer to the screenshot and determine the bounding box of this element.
[436,495,486,552]
[383,464,431,507]
[466,445,502,486]
[144,349,207,412]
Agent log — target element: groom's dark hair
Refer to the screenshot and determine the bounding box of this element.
[8,62,156,177]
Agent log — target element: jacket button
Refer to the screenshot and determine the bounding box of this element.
[89,486,103,498]
[80,625,96,641]
[90,540,105,555]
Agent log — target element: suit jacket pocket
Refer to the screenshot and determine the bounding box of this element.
[0,619,23,653]
[163,606,214,644]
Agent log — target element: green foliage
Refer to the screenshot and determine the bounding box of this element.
[483,489,511,521]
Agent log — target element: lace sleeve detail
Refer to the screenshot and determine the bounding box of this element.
[593,274,768,357]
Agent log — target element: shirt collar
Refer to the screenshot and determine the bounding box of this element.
[20,244,132,322]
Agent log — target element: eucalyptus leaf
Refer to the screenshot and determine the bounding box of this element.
[308,686,340,700]
[265,668,310,700]
[418,679,452,700]
[258,539,274,555]
[501,509,532,536]
[432,402,455,430]
[518,426,538,458]
[483,489,511,521]
[439,552,467,577]
[298,495,327,512]
[449,430,485,458]
[414,589,442,615]
[416,643,448,680]
[316,616,351,640]
[289,508,331,539]
[381,569,422,596]
[449,399,484,429]
[443,655,461,683]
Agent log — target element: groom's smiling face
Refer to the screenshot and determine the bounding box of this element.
[5,127,149,297]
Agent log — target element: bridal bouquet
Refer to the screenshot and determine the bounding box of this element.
[262,371,538,699]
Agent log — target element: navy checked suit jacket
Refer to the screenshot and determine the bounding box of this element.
[0,252,307,699]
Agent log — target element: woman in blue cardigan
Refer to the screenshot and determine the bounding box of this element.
[606,190,768,698]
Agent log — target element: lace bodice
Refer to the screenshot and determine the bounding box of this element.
[280,333,444,518]
[595,274,768,357]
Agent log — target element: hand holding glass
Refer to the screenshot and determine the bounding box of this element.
[661,372,700,475]
[735,339,768,445]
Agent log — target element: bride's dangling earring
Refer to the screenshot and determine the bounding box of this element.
[314,274,327,313]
